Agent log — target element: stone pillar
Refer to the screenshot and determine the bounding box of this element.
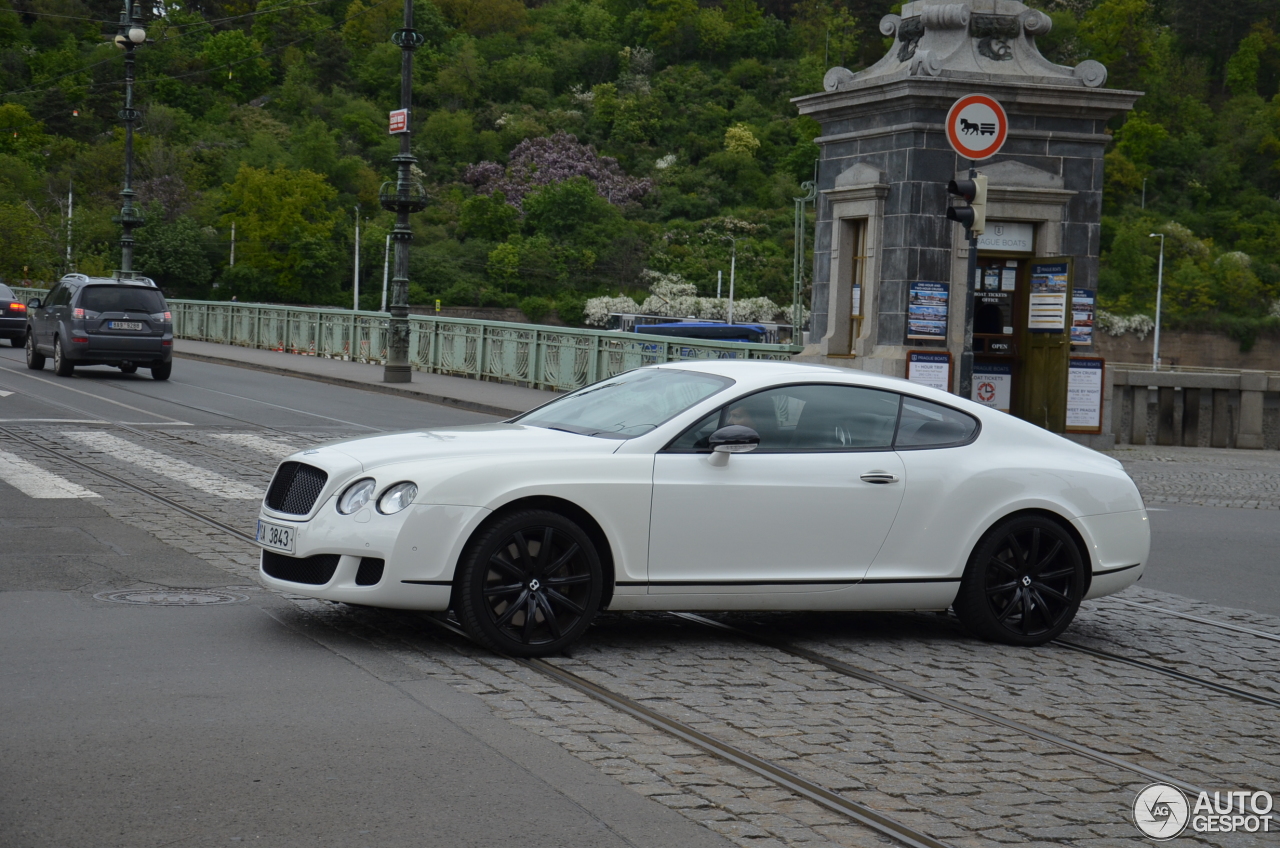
[1237,370,1267,449]
[792,0,1139,381]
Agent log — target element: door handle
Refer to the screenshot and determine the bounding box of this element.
[860,472,899,484]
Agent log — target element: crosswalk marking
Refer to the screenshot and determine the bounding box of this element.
[0,449,99,499]
[65,431,264,500]
[208,433,300,458]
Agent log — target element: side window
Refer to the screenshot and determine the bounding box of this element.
[45,285,66,307]
[894,397,979,449]
[666,384,901,453]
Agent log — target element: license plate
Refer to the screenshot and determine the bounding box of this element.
[109,321,144,330]
[256,519,295,553]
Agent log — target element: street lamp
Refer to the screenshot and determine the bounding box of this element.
[113,1,146,276]
[378,0,427,383]
[1149,232,1165,370]
[721,235,747,326]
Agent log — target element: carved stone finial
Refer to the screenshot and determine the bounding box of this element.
[823,67,857,91]
[879,14,901,38]
[1073,60,1108,88]
[1019,8,1052,35]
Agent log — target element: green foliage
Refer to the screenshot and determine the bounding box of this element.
[134,215,215,296]
[200,31,272,103]
[219,165,342,302]
[0,202,56,282]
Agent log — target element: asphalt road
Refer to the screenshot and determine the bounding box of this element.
[0,352,729,848]
[1,348,1276,846]
[1142,504,1280,617]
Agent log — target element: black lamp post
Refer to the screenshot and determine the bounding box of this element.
[379,0,427,383]
[113,0,146,276]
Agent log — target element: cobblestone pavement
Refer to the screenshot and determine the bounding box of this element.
[7,421,1278,848]
[1107,445,1280,510]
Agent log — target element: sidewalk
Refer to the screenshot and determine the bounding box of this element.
[174,339,558,417]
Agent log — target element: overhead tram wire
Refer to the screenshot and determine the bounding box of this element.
[1,0,396,100]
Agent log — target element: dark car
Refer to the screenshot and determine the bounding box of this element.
[0,284,28,347]
[26,274,173,380]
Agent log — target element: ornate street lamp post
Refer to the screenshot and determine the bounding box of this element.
[113,1,146,276]
[379,0,427,383]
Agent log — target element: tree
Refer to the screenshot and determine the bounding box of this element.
[135,215,214,295]
[200,30,272,103]
[464,131,651,208]
[0,203,56,283]
[219,165,342,302]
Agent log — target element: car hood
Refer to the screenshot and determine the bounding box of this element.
[310,423,623,472]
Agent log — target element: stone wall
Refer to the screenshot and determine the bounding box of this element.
[1092,330,1280,370]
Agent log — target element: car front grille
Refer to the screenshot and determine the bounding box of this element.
[355,557,385,586]
[265,462,328,515]
[262,551,340,585]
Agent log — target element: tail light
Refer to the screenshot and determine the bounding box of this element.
[162,339,172,346]
[9,302,24,312]
[72,336,88,343]
[73,307,84,318]
[164,311,171,322]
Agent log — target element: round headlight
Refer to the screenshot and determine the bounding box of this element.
[337,478,376,515]
[377,482,418,515]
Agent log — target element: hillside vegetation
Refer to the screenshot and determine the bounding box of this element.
[2,0,1279,336]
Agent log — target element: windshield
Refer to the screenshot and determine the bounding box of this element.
[516,368,734,439]
[79,286,166,314]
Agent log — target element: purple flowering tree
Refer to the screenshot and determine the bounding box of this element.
[464,131,651,209]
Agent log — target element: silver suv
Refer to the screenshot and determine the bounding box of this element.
[26,274,173,380]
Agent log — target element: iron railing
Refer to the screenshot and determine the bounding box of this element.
[8,290,796,392]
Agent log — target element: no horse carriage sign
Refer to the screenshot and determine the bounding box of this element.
[946,94,1008,161]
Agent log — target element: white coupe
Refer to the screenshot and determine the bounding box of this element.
[256,361,1149,656]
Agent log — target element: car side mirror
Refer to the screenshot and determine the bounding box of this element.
[27,298,41,309]
[709,425,760,454]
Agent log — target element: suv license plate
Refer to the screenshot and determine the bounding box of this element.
[109,321,144,330]
[256,519,295,553]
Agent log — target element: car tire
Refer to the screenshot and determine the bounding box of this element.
[25,333,44,370]
[457,509,604,657]
[150,361,172,381]
[53,338,74,376]
[120,362,137,374]
[953,514,1086,647]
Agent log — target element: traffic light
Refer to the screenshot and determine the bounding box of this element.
[947,174,987,236]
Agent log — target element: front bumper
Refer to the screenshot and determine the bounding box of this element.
[257,501,489,610]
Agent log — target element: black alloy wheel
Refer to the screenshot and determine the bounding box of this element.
[953,515,1085,646]
[25,332,44,370]
[53,338,74,377]
[457,509,603,657]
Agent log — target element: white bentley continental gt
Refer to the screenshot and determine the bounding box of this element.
[256,361,1150,656]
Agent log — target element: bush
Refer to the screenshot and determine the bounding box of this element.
[519,295,555,323]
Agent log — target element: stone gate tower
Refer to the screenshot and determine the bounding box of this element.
[793,0,1140,442]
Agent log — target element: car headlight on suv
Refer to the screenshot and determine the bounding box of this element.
[337,478,376,514]
[377,482,418,515]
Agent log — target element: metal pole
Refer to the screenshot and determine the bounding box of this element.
[728,241,736,326]
[716,270,721,300]
[958,165,978,400]
[353,206,360,311]
[381,234,390,312]
[115,1,145,276]
[230,220,235,267]
[793,180,816,344]
[382,0,423,383]
[1150,232,1165,369]
[66,182,73,269]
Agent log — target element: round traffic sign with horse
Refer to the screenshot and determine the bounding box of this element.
[946,94,1008,161]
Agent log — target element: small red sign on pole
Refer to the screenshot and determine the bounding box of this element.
[945,94,1008,161]
[388,109,408,134]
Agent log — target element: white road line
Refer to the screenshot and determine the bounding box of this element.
[0,390,12,397]
[209,433,300,458]
[0,367,188,424]
[64,431,264,500]
[0,418,108,423]
[0,449,99,498]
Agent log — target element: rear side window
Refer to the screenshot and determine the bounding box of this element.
[894,397,978,449]
[0,284,14,300]
[79,286,166,314]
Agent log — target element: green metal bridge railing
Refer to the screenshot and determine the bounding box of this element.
[10,289,796,392]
